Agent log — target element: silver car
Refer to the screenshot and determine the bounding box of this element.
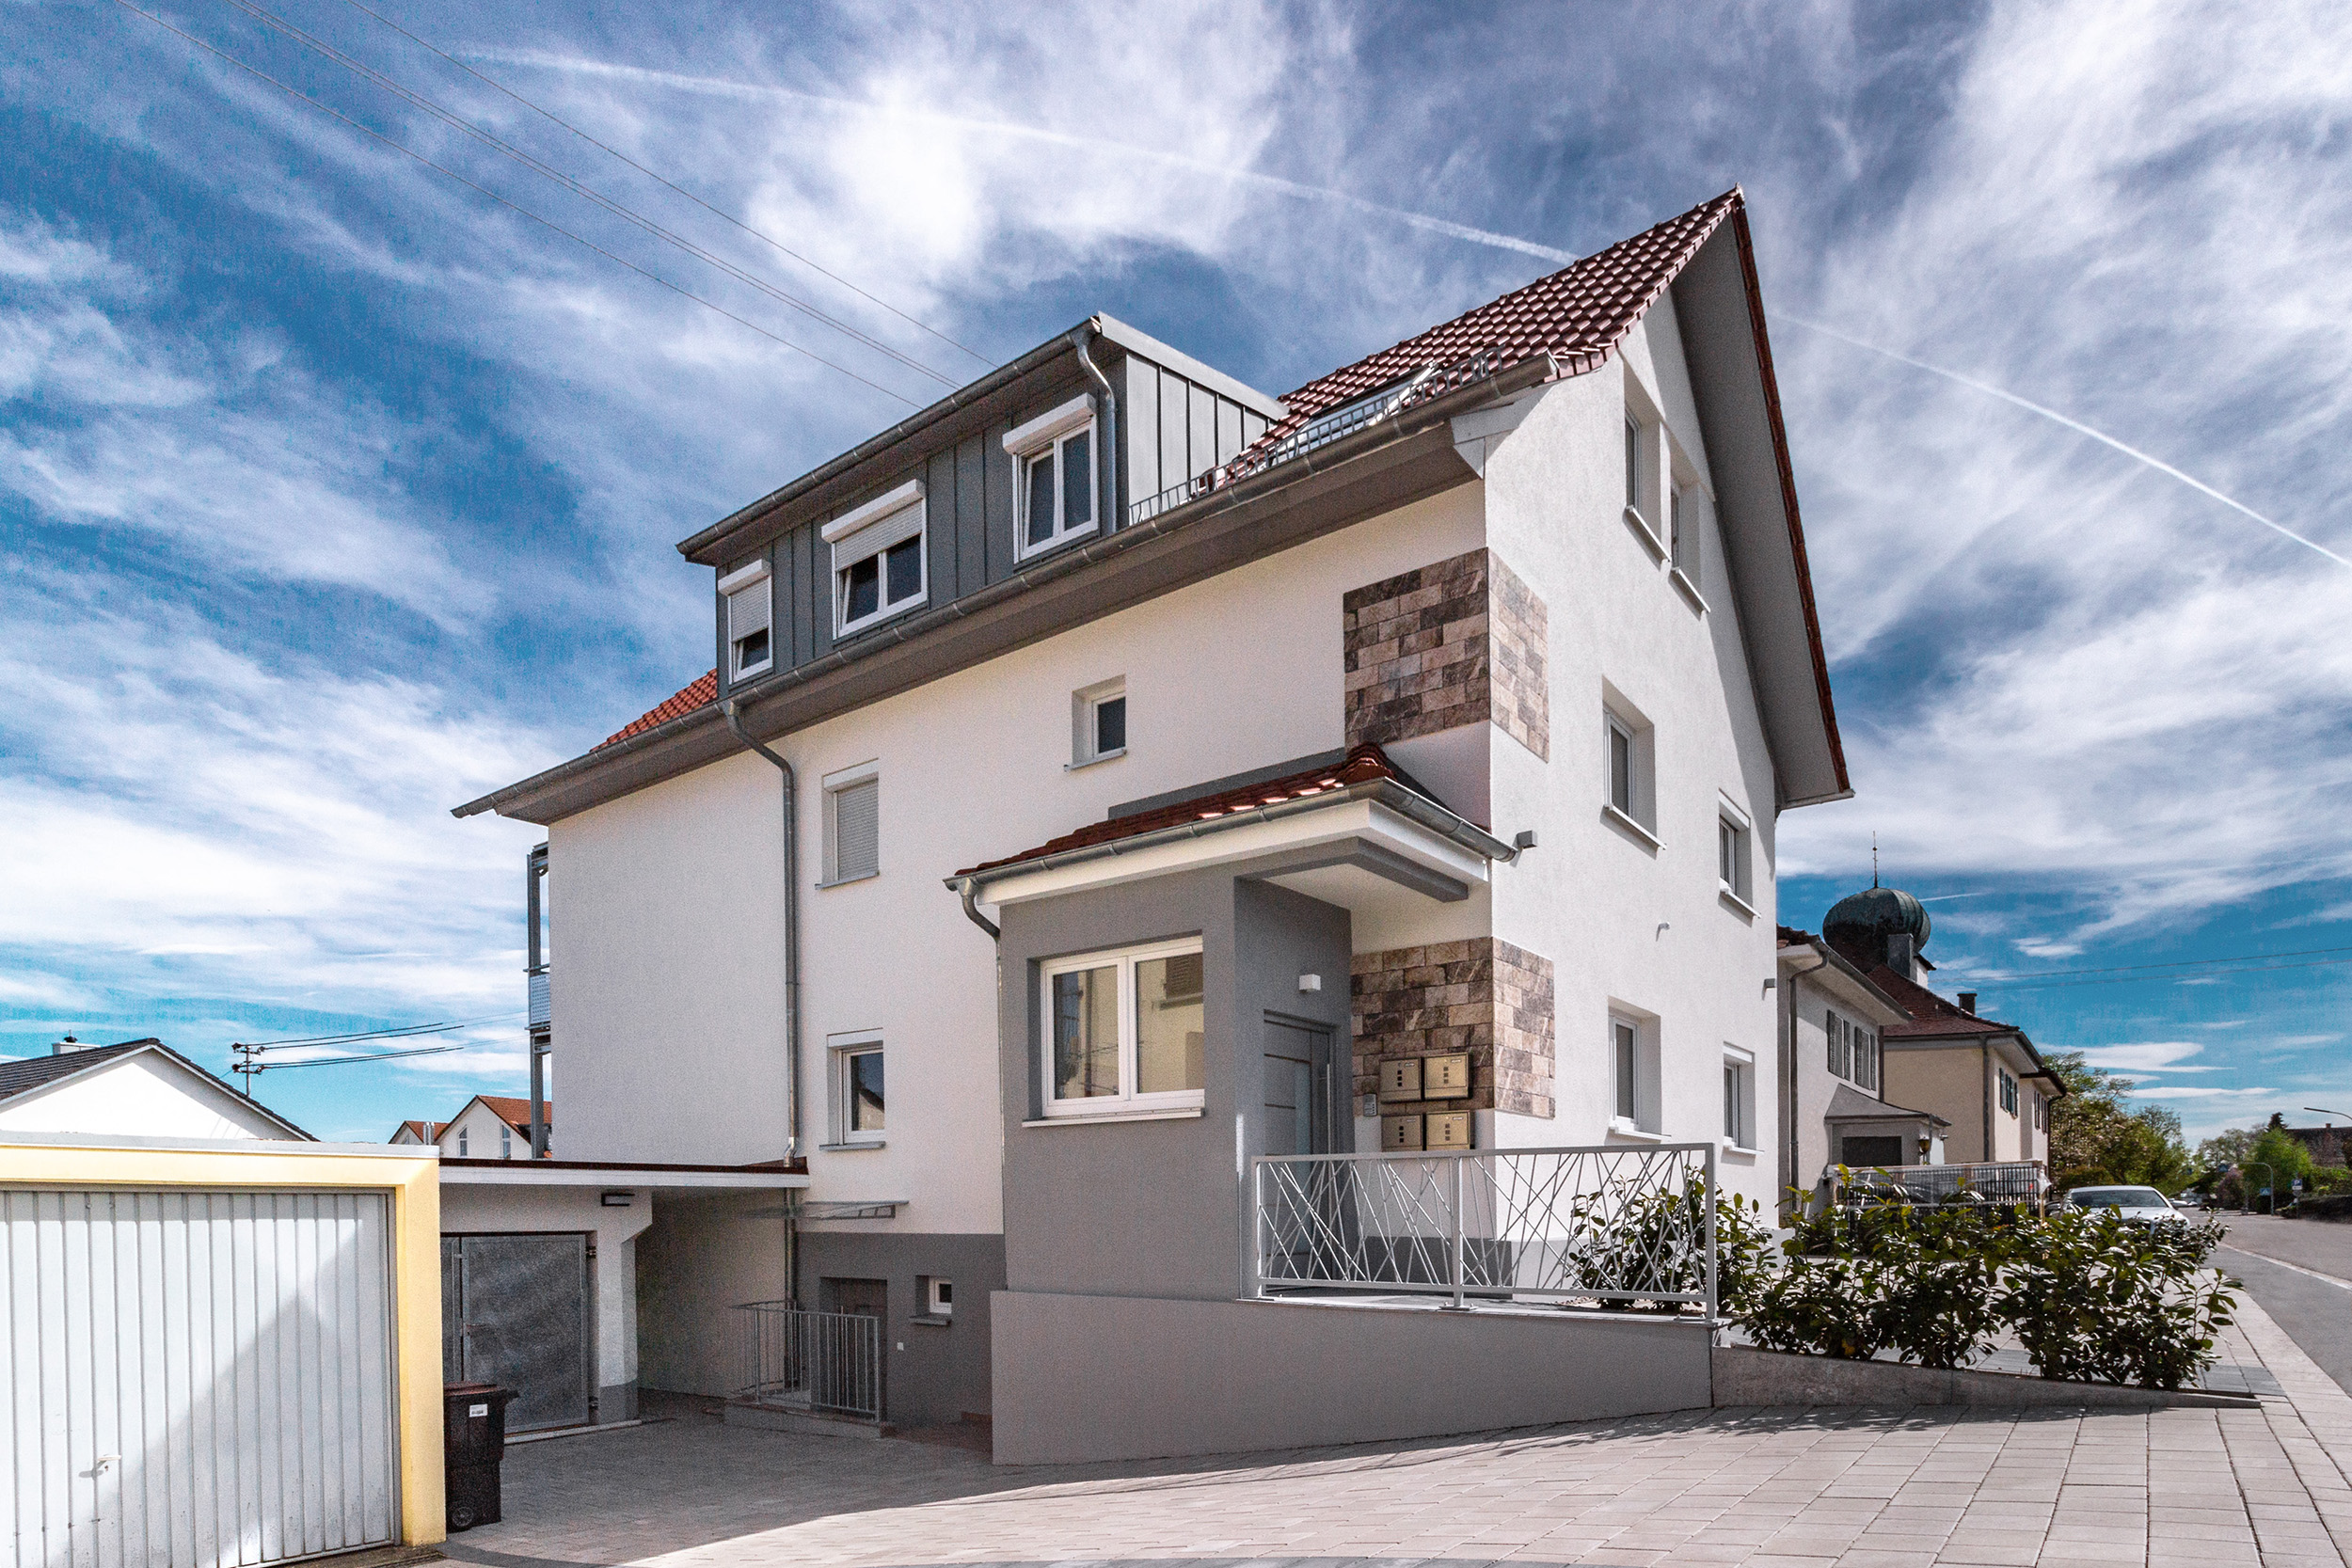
[2063,1185,2182,1226]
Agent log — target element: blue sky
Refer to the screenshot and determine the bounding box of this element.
[3,0,2348,1144]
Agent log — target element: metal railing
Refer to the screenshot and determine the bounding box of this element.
[1836,1160,2046,1210]
[1253,1142,1720,1318]
[730,1303,883,1422]
[527,966,550,1028]
[1126,348,1508,529]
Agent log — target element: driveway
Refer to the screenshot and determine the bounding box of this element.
[2218,1215,2352,1399]
[447,1295,2352,1568]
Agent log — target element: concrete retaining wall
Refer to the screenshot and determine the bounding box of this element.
[991,1291,1711,1465]
[1711,1346,2258,1410]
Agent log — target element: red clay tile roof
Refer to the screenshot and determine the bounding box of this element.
[955,743,1419,880]
[1235,189,1742,467]
[394,1118,445,1143]
[599,672,716,750]
[475,1095,551,1132]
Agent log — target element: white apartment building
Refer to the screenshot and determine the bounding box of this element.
[455,187,1852,1460]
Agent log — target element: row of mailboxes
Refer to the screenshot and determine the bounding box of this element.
[1382,1111,1471,1151]
[1376,1053,1470,1102]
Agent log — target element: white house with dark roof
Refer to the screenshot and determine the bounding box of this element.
[0,1037,310,1141]
[456,187,1853,1460]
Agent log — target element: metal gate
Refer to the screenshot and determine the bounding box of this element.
[440,1234,591,1433]
[0,1188,398,1568]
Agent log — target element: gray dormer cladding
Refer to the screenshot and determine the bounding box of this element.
[707,316,1281,700]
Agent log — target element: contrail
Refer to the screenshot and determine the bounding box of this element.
[469,49,1581,264]
[470,47,2346,574]
[1783,314,2351,572]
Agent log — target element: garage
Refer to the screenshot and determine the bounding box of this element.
[0,1137,445,1568]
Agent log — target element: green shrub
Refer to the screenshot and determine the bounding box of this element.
[1736,1189,2235,1389]
[1569,1180,1772,1313]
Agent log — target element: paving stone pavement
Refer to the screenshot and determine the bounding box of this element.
[447,1295,2352,1568]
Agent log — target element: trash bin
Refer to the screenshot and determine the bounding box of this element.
[444,1382,518,1530]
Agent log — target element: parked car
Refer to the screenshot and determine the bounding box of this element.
[2062,1185,2183,1226]
[2172,1188,2208,1210]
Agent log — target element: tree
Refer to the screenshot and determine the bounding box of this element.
[2196,1126,2257,1181]
[2043,1051,2192,1189]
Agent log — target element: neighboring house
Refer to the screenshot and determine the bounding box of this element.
[390,1095,550,1159]
[455,187,1852,1457]
[1785,883,2064,1184]
[0,1036,311,1140]
[1775,930,1946,1189]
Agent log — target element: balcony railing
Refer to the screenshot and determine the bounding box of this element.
[527,965,550,1029]
[730,1303,882,1423]
[1834,1160,2047,1210]
[1252,1142,1721,1318]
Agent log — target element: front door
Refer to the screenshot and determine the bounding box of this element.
[1263,1019,1337,1155]
[443,1232,594,1432]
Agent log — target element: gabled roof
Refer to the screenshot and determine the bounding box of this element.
[1861,964,2065,1094]
[1240,190,1741,467]
[0,1039,313,1138]
[951,742,1501,883]
[476,187,1847,818]
[393,1118,446,1143]
[469,1095,550,1134]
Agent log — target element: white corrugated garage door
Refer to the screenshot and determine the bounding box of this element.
[1,1190,399,1568]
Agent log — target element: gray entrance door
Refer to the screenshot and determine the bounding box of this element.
[442,1233,592,1433]
[1263,1020,1337,1156]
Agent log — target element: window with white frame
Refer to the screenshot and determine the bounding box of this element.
[1603,697,1657,835]
[457,1127,469,1157]
[1723,1049,1756,1149]
[1004,394,1097,559]
[823,479,927,638]
[1718,804,1753,907]
[828,1031,884,1145]
[1608,1011,1660,1133]
[720,558,773,679]
[822,763,880,886]
[1073,677,1126,768]
[500,1124,513,1159]
[925,1276,952,1318]
[1853,1023,1878,1092]
[1040,939,1204,1117]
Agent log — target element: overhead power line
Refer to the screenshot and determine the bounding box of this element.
[114,0,922,407]
[207,0,959,389]
[234,1011,522,1049]
[337,0,993,368]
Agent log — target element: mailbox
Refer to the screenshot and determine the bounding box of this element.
[1422,1053,1470,1100]
[1381,1114,1424,1151]
[1426,1111,1472,1149]
[1377,1057,1423,1102]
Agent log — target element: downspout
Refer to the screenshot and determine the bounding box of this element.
[1782,949,1828,1212]
[1981,1045,1993,1165]
[723,700,803,1161]
[1069,323,1120,531]
[723,698,803,1312]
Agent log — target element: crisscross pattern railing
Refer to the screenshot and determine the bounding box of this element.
[731,1302,883,1422]
[1254,1143,1719,1316]
[1126,348,1509,529]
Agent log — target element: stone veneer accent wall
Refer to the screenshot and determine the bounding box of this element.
[1351,939,1556,1120]
[1342,548,1549,761]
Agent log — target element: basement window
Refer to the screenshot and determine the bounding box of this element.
[823,480,927,638]
[1005,395,1098,559]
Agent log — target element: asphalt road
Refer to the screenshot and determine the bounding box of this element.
[2214,1212,2352,1396]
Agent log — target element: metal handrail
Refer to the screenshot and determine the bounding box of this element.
[731,1302,882,1422]
[1251,1141,1721,1320]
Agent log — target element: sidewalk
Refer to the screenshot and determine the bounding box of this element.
[453,1294,2352,1568]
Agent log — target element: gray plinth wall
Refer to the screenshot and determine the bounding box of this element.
[991,1292,1713,1464]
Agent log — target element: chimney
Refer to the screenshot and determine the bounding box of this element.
[50,1035,84,1055]
[1886,933,1915,976]
[1958,991,1978,1015]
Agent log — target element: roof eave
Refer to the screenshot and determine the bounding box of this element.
[946,776,1515,893]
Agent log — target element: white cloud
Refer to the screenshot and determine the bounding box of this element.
[2075,1042,2217,1074]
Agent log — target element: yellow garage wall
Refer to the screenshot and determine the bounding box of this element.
[0,1138,446,1547]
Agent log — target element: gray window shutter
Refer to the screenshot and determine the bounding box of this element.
[728,579,771,646]
[833,778,879,880]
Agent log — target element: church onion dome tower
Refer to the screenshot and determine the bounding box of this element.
[1823,883,1931,969]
